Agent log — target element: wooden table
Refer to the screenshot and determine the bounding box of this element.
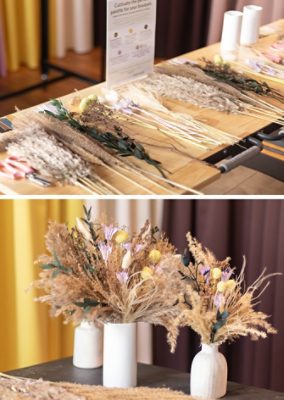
[1,20,284,195]
[8,358,284,399]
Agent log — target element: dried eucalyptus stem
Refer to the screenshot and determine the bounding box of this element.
[43,99,166,177]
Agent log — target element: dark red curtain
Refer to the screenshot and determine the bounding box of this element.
[94,0,211,58]
[154,200,284,392]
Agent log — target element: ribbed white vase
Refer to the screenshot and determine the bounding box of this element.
[73,321,103,369]
[190,343,227,399]
[103,322,137,388]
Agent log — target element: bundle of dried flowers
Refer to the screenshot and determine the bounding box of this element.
[168,233,278,352]
[96,88,238,149]
[33,207,183,329]
[6,123,91,185]
[136,62,284,125]
[199,57,284,102]
[0,374,193,400]
[241,47,284,80]
[9,111,202,195]
[43,99,165,177]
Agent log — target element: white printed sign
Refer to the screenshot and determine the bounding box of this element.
[106,0,157,88]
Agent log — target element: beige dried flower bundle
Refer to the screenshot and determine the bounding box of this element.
[33,207,183,330]
[168,233,279,352]
[0,373,193,400]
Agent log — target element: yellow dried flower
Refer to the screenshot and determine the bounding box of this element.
[141,267,154,280]
[226,279,236,291]
[79,97,91,113]
[149,249,161,264]
[217,281,227,293]
[115,230,129,244]
[212,267,222,280]
[88,94,97,101]
[214,54,223,65]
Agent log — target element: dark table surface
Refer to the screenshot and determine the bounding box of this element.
[7,358,284,399]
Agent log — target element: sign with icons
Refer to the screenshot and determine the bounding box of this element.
[106,0,157,88]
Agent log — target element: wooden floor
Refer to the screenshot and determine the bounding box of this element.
[0,48,283,195]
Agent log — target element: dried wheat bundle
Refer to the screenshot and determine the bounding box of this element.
[33,207,184,332]
[0,374,193,400]
[167,233,279,352]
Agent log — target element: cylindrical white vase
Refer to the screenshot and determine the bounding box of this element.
[73,321,103,369]
[103,322,137,388]
[72,0,93,54]
[220,11,243,60]
[190,343,227,399]
[240,5,263,46]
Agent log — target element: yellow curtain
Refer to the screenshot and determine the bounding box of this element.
[0,200,83,372]
[2,0,56,71]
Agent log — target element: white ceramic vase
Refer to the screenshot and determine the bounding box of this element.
[240,5,263,46]
[73,321,103,369]
[103,322,137,388]
[190,343,227,400]
[220,10,243,60]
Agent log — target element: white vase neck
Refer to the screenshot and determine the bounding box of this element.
[80,320,95,329]
[201,343,219,353]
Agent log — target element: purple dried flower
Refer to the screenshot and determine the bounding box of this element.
[135,244,145,252]
[199,265,210,284]
[103,224,119,241]
[222,268,233,282]
[123,243,145,252]
[246,58,262,73]
[116,271,129,284]
[98,242,112,262]
[123,242,132,251]
[199,265,210,276]
[214,292,225,310]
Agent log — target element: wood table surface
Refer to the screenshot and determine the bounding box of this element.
[1,20,284,195]
[7,357,284,399]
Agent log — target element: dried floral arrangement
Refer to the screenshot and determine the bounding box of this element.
[132,60,284,126]
[198,57,284,102]
[0,121,121,195]
[168,233,278,352]
[43,99,165,177]
[75,89,237,151]
[33,207,183,328]
[0,374,193,400]
[2,110,202,195]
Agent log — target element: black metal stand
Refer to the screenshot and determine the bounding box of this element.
[0,0,99,101]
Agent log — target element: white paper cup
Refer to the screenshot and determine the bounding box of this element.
[220,11,243,59]
[240,5,263,46]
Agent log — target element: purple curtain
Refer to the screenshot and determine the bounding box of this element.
[154,200,284,392]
